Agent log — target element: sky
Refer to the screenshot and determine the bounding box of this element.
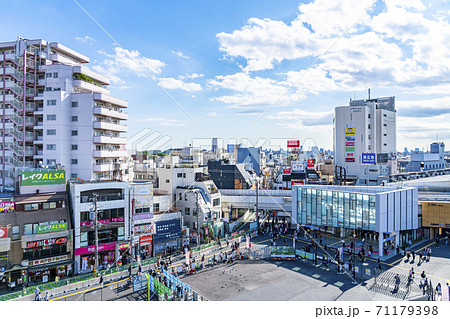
[2,0,450,152]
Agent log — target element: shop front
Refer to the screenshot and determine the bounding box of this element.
[27,254,72,284]
[133,222,155,259]
[422,202,450,240]
[74,242,116,273]
[139,234,154,259]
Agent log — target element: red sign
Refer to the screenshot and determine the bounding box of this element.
[27,237,67,249]
[140,234,153,244]
[74,242,116,256]
[345,142,355,146]
[291,180,304,186]
[80,216,124,227]
[345,158,355,162]
[0,227,7,238]
[283,166,291,174]
[346,153,354,157]
[307,159,315,168]
[287,140,300,148]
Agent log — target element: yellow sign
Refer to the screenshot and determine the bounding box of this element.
[345,127,355,136]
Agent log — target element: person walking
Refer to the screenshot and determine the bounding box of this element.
[99,275,104,289]
[34,286,40,301]
[394,274,400,291]
[420,271,426,286]
[411,250,415,262]
[44,291,49,301]
[427,247,432,261]
[377,258,382,271]
[411,267,415,279]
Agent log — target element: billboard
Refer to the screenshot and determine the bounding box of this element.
[345,147,355,152]
[21,170,66,186]
[291,180,304,186]
[131,183,153,209]
[345,136,355,141]
[307,159,315,169]
[282,166,291,175]
[346,153,354,157]
[0,202,14,213]
[0,227,7,238]
[362,153,376,164]
[36,223,67,234]
[345,142,355,146]
[26,237,67,249]
[227,144,235,153]
[291,161,304,173]
[345,127,355,136]
[287,140,300,148]
[154,219,181,242]
[345,158,355,162]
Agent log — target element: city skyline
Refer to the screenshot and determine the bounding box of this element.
[2,0,450,151]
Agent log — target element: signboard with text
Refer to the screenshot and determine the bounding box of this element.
[345,158,355,162]
[74,242,116,256]
[0,202,14,213]
[227,144,235,153]
[131,183,153,210]
[291,161,304,173]
[307,159,315,169]
[27,237,67,249]
[287,140,300,148]
[362,153,376,164]
[0,227,7,238]
[282,166,291,175]
[154,219,181,242]
[345,127,355,136]
[36,223,67,234]
[21,170,66,186]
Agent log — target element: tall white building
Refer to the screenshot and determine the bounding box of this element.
[0,37,128,192]
[333,96,397,185]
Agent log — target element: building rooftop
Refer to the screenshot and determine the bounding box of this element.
[294,184,415,195]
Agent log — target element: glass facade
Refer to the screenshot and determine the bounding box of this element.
[297,188,376,231]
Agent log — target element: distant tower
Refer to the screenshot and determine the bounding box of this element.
[212,138,218,153]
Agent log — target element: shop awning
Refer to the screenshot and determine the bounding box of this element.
[28,259,73,272]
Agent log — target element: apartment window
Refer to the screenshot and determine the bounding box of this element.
[46,87,52,91]
[47,100,56,106]
[368,114,371,119]
[368,145,372,150]
[383,114,387,117]
[43,202,57,209]
[47,129,56,135]
[166,165,171,169]
[368,124,371,129]
[177,173,183,178]
[368,135,371,140]
[153,203,160,212]
[53,72,58,78]
[183,173,186,178]
[12,226,19,240]
[24,223,34,235]
[166,179,170,183]
[53,87,61,91]
[185,193,188,201]
[383,143,387,146]
[71,173,78,178]
[72,102,78,108]
[47,159,56,165]
[71,116,78,122]
[185,207,190,215]
[46,144,56,150]
[213,198,220,206]
[46,73,52,78]
[47,114,56,120]
[383,124,387,127]
[383,133,387,136]
[71,159,78,165]
[179,194,182,201]
[71,130,78,136]
[71,144,78,150]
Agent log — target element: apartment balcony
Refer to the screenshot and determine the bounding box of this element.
[93,163,112,172]
[73,66,110,85]
[93,121,127,132]
[3,81,23,95]
[0,53,20,64]
[93,107,128,120]
[93,136,127,145]
[73,79,110,95]
[93,150,128,158]
[34,150,43,157]
[0,67,22,81]
[25,148,34,156]
[93,92,127,108]
[34,136,43,144]
[33,122,44,130]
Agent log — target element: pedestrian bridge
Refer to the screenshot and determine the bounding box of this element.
[221,189,293,214]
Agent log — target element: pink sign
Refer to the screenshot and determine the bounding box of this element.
[74,242,116,256]
[80,217,124,227]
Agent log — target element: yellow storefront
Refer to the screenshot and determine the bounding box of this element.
[421,202,450,239]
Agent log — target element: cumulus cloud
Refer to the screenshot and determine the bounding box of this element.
[172,50,190,59]
[158,77,202,92]
[92,47,165,84]
[74,35,96,45]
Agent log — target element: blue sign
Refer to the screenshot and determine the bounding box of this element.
[227,144,235,153]
[154,219,181,242]
[345,136,355,141]
[338,247,344,261]
[362,153,376,164]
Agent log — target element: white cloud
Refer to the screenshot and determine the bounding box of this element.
[93,47,165,84]
[74,35,96,45]
[185,73,204,79]
[136,117,185,126]
[158,77,202,92]
[207,112,217,117]
[172,50,190,59]
[208,72,305,107]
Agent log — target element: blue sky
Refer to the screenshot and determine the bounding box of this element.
[2,0,450,152]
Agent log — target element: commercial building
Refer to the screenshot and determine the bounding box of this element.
[207,160,253,190]
[0,168,72,291]
[292,185,419,256]
[0,37,128,193]
[421,202,450,240]
[237,146,262,175]
[406,142,446,172]
[333,96,397,185]
[69,181,130,273]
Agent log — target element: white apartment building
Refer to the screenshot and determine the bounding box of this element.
[0,37,128,192]
[334,96,397,185]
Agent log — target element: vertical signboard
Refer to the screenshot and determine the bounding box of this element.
[307,159,315,169]
[282,166,291,175]
[131,183,153,210]
[345,127,356,163]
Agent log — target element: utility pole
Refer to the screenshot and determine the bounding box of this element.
[92,193,99,273]
[193,191,200,247]
[255,179,259,231]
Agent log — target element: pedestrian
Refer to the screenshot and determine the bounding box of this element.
[138,265,142,274]
[100,275,104,289]
[394,274,400,290]
[411,250,415,262]
[435,238,439,248]
[128,265,132,277]
[420,271,426,286]
[411,267,415,278]
[37,291,41,301]
[445,237,448,246]
[435,283,442,299]
[427,247,432,261]
[396,245,399,255]
[34,287,40,301]
[419,251,423,262]
[377,258,382,271]
[44,291,49,301]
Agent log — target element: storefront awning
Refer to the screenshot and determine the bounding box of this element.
[28,259,73,272]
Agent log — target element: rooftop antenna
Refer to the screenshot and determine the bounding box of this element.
[368,88,371,99]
